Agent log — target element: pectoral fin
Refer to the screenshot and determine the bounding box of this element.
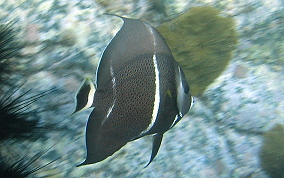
[176,66,193,117]
[145,133,164,167]
[71,78,96,115]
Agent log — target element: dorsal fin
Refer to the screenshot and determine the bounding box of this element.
[96,16,173,90]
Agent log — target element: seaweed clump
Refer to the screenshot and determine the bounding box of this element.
[157,6,238,96]
[259,124,284,178]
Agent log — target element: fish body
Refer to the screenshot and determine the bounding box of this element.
[74,16,193,166]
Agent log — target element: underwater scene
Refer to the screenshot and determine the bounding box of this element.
[0,0,284,177]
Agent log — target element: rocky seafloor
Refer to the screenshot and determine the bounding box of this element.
[0,0,284,177]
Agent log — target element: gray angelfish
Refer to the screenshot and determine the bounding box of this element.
[73,15,193,167]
